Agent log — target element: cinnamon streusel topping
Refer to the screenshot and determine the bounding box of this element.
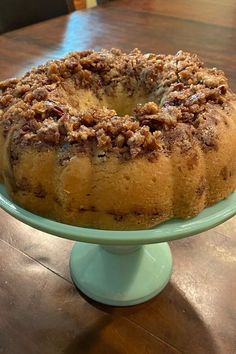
[0,49,235,159]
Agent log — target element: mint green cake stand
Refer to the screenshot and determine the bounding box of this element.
[0,184,235,306]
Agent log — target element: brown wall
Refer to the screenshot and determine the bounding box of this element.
[73,0,86,10]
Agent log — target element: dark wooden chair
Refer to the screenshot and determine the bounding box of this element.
[97,0,114,4]
[0,0,75,34]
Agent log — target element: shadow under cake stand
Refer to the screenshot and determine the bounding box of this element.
[0,184,235,306]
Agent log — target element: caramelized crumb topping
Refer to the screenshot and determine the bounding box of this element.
[0,49,235,159]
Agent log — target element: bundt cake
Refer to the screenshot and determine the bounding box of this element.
[0,49,235,230]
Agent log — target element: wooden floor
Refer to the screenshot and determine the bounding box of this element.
[0,1,236,353]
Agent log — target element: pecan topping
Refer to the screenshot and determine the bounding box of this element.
[0,49,234,158]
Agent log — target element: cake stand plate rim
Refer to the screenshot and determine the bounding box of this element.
[0,183,235,245]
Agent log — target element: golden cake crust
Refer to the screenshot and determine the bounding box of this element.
[0,49,236,230]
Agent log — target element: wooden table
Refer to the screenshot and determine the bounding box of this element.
[0,1,236,353]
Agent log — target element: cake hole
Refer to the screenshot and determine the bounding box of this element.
[124,175,130,181]
[152,177,157,183]
[75,87,155,117]
[104,91,153,116]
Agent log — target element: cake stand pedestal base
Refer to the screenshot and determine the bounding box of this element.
[70,242,172,306]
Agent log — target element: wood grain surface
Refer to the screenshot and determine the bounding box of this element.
[0,1,236,353]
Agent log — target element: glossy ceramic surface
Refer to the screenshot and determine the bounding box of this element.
[0,184,235,305]
[0,184,235,245]
[70,242,172,306]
